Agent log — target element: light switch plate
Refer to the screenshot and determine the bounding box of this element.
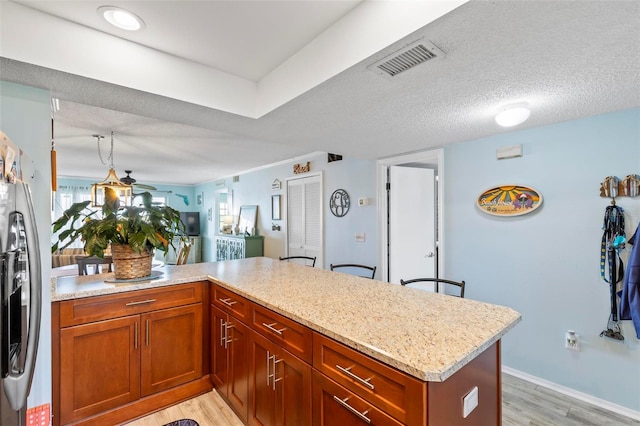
[354,232,366,242]
[463,386,478,418]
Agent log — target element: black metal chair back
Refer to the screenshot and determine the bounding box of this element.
[279,256,317,267]
[330,263,376,279]
[399,277,465,298]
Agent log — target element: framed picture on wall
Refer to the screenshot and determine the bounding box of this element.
[272,195,281,220]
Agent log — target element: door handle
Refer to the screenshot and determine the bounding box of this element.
[220,319,226,348]
[266,351,271,386]
[272,357,283,390]
[425,252,435,258]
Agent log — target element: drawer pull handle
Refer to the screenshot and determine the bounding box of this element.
[219,298,237,307]
[336,364,375,390]
[125,298,156,306]
[262,322,286,335]
[333,396,371,424]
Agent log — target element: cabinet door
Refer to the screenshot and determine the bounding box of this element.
[211,305,229,391]
[276,345,312,426]
[59,315,140,425]
[249,332,278,426]
[211,305,250,422]
[227,315,250,422]
[141,304,203,396]
[249,331,311,426]
[312,371,403,426]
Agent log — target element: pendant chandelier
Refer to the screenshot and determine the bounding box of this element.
[90,131,132,207]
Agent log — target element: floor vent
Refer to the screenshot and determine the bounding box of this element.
[368,40,445,78]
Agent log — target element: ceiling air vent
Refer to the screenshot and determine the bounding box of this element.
[368,40,445,79]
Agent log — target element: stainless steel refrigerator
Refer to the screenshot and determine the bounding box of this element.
[0,166,42,423]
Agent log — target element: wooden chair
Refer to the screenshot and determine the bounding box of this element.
[330,263,376,279]
[279,256,316,267]
[176,238,192,265]
[77,256,113,275]
[400,278,465,298]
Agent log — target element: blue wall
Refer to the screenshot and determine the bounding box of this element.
[445,108,640,411]
[6,76,638,414]
[194,153,378,269]
[204,108,640,412]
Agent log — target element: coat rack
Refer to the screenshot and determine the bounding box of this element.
[600,174,640,203]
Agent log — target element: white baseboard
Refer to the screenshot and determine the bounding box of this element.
[502,366,640,421]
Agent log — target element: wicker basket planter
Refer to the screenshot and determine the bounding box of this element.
[111,244,152,280]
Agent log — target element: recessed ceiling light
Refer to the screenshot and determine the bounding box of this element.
[495,105,531,128]
[98,6,145,31]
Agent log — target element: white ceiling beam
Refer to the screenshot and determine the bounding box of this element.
[1,0,466,119]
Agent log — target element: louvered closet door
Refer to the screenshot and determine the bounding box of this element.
[286,174,322,267]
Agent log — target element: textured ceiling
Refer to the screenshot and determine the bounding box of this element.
[1,0,639,186]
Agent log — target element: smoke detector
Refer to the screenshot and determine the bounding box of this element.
[368,40,446,79]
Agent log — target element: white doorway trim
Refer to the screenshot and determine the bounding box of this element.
[376,149,444,283]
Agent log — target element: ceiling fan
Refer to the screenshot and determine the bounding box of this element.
[121,170,190,205]
[120,170,157,190]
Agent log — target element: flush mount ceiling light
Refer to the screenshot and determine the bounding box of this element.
[495,105,531,128]
[98,6,145,31]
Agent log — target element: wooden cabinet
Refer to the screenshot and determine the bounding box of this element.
[248,330,311,426]
[312,370,404,426]
[141,304,203,396]
[207,283,501,426]
[250,303,313,364]
[211,305,250,422]
[53,282,207,426]
[313,333,425,425]
[215,235,264,261]
[59,315,140,423]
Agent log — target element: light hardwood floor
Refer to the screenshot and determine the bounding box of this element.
[125,373,639,426]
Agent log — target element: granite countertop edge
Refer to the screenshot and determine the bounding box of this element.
[51,258,522,382]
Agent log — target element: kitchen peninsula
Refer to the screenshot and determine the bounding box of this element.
[51,257,521,425]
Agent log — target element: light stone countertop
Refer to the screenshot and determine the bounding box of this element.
[51,257,522,382]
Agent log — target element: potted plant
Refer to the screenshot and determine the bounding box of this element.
[52,187,186,279]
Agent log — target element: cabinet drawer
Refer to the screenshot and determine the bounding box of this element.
[60,282,204,327]
[251,303,313,364]
[211,283,250,321]
[312,370,404,426]
[313,333,425,425]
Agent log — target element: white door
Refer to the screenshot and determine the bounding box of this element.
[388,166,436,288]
[286,174,322,267]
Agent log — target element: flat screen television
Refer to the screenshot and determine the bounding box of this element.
[180,212,200,236]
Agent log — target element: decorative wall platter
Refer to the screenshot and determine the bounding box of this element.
[477,185,543,216]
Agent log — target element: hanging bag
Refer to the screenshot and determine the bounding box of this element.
[600,202,625,341]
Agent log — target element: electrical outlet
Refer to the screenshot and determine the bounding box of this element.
[565,330,580,351]
[354,232,366,242]
[462,386,478,418]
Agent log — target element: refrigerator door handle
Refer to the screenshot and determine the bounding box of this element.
[3,182,41,411]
